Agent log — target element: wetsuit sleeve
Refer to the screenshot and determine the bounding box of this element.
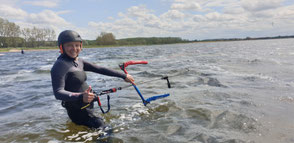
[83,60,127,79]
[51,61,83,101]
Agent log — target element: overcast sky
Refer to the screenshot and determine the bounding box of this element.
[0,0,293,40]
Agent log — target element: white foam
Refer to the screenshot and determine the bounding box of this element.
[17,69,34,74]
[39,65,52,70]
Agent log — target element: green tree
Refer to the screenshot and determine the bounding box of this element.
[0,17,21,47]
[21,27,56,48]
[0,17,56,48]
[96,32,116,45]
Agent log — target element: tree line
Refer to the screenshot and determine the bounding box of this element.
[2,17,294,49]
[1,17,188,48]
[92,32,189,46]
[0,17,56,48]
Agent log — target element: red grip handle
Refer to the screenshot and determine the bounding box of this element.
[124,61,148,67]
[97,96,102,106]
[120,61,148,74]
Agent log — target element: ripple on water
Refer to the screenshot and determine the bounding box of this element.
[185,107,213,127]
[189,133,248,143]
[189,77,227,88]
[211,110,259,133]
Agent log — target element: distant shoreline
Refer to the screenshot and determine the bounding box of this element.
[1,36,293,53]
[0,45,125,53]
[0,47,57,53]
[194,35,294,42]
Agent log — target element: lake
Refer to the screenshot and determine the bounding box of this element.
[0,39,294,143]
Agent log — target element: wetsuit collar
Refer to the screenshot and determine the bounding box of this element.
[59,54,79,67]
[60,53,77,61]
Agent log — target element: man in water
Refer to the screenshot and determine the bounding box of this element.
[51,30,134,128]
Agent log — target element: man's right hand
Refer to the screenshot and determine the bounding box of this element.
[83,86,95,103]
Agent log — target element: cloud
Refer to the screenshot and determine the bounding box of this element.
[161,10,186,19]
[275,5,294,20]
[0,0,19,6]
[1,0,294,40]
[0,5,28,20]
[89,5,183,39]
[56,10,72,15]
[241,0,283,12]
[27,10,70,26]
[0,0,70,29]
[0,4,72,39]
[86,2,245,40]
[223,5,245,15]
[88,17,142,39]
[193,15,205,22]
[205,12,235,21]
[88,5,195,39]
[171,0,201,11]
[23,0,59,8]
[127,5,154,18]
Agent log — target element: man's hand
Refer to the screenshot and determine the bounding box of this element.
[83,86,95,103]
[124,74,135,84]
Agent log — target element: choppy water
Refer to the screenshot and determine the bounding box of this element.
[1,39,294,143]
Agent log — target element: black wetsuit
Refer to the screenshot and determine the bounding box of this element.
[51,54,126,128]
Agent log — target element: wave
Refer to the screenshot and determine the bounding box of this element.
[34,65,52,74]
[211,110,259,133]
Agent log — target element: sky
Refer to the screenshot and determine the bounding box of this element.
[0,0,294,40]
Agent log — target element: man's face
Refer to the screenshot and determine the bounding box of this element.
[63,41,82,58]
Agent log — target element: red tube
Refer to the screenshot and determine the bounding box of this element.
[97,96,102,106]
[121,61,148,74]
[124,61,148,68]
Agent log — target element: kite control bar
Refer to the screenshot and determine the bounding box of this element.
[81,88,122,114]
[81,60,171,113]
[119,60,170,106]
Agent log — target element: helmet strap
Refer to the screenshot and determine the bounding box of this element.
[59,45,64,54]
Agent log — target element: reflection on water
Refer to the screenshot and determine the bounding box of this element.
[1,39,294,142]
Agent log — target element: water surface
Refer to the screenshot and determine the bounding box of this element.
[0,39,294,143]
